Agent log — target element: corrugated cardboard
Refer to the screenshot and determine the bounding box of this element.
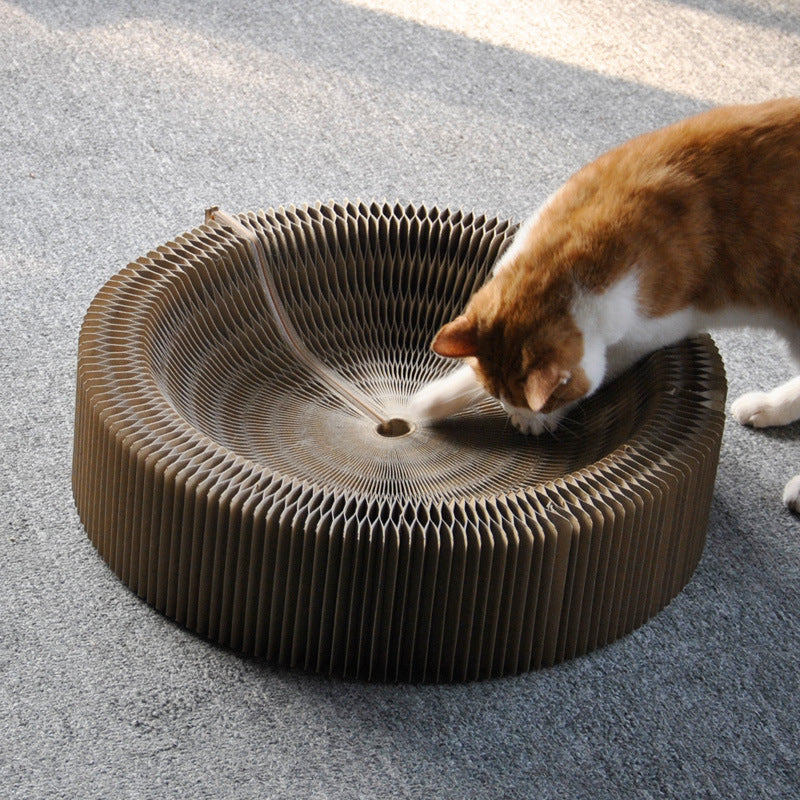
[72,201,727,681]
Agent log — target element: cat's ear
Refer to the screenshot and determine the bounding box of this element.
[524,366,571,412]
[431,315,478,358]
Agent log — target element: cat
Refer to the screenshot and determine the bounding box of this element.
[408,98,800,510]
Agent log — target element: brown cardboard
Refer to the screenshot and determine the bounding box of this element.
[72,201,727,681]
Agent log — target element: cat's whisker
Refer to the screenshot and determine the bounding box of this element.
[552,416,583,437]
[556,411,583,431]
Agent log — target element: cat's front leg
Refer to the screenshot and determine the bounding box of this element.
[731,376,800,427]
[407,362,488,421]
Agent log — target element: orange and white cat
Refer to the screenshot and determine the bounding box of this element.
[409,98,800,510]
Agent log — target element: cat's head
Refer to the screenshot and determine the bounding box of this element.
[431,272,594,421]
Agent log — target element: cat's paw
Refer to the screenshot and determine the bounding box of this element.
[731,391,786,428]
[407,382,451,422]
[407,364,487,422]
[507,407,564,435]
[783,475,800,513]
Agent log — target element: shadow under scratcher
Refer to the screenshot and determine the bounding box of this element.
[71,200,727,682]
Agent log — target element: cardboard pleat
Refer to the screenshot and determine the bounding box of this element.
[72,201,727,681]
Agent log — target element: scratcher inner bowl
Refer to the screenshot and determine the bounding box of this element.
[73,200,727,681]
[147,209,658,501]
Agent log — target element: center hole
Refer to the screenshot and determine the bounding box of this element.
[376,417,414,438]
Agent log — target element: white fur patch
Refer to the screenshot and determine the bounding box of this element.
[407,363,487,421]
[570,272,658,393]
[571,273,799,401]
[572,271,641,346]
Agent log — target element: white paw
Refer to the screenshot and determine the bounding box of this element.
[406,383,450,422]
[506,406,564,436]
[783,475,800,513]
[731,391,786,428]
[407,365,487,422]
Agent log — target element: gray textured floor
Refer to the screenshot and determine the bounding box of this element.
[2,1,799,798]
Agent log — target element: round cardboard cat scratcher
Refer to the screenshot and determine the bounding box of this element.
[72,200,726,682]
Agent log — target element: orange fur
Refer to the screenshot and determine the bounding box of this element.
[433,98,800,413]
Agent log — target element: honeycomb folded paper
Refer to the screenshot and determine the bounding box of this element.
[72,201,726,682]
